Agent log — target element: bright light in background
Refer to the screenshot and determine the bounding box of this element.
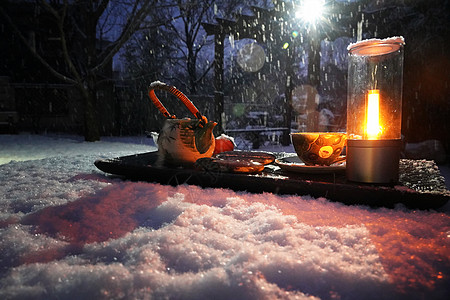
[295,0,325,23]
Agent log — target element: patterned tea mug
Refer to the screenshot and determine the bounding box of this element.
[291,132,347,166]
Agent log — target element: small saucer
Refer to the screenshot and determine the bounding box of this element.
[215,151,275,165]
[275,155,346,174]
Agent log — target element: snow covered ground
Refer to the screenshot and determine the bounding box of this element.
[0,133,449,300]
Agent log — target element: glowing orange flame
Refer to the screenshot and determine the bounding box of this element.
[366,89,381,139]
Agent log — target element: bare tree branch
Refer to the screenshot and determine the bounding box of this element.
[93,0,156,73]
[40,0,85,87]
[94,0,111,22]
[195,60,214,84]
[0,5,77,85]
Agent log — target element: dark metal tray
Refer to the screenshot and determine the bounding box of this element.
[94,151,450,209]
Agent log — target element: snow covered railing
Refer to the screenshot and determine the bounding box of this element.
[225,127,289,149]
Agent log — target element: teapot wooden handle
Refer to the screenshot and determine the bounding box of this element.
[148,81,207,124]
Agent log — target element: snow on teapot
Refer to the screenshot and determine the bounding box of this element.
[148,81,217,166]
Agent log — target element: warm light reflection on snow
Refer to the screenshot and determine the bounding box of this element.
[0,134,449,299]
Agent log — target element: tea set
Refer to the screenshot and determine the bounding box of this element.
[148,81,347,173]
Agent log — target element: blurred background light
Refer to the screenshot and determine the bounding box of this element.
[295,0,325,23]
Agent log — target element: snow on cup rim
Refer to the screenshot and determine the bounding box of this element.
[348,36,405,57]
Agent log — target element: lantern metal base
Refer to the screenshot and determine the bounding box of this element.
[346,139,401,184]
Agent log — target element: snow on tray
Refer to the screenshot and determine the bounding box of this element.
[0,134,449,299]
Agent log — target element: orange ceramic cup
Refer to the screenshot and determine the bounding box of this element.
[291,132,347,166]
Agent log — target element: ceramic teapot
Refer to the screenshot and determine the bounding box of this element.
[148,81,217,166]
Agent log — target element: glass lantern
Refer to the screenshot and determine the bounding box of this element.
[346,37,405,183]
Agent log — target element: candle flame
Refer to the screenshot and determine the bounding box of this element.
[366,90,381,139]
